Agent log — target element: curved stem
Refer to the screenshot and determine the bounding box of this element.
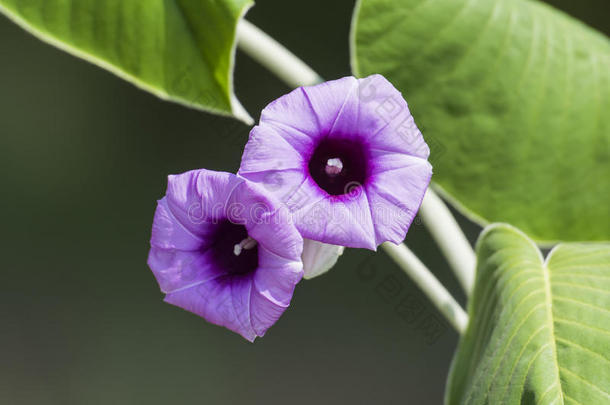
[419,190,476,294]
[382,242,468,334]
[237,20,322,88]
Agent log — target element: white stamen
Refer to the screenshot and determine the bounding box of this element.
[233,237,258,256]
[325,158,343,176]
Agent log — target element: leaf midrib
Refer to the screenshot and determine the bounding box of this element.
[542,251,565,405]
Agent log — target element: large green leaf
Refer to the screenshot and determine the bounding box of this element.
[352,0,610,243]
[0,0,253,123]
[446,223,610,404]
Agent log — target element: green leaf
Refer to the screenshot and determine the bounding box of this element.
[446,223,610,404]
[351,0,610,243]
[0,0,253,123]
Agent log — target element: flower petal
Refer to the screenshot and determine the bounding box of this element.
[164,170,237,236]
[238,124,305,175]
[164,276,257,342]
[333,75,430,159]
[249,290,287,338]
[366,158,432,245]
[260,87,319,141]
[247,208,303,261]
[255,248,303,306]
[257,77,358,152]
[250,247,303,336]
[293,188,376,250]
[147,247,221,293]
[150,198,203,251]
[300,76,357,133]
[224,180,304,260]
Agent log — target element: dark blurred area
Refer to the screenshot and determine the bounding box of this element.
[0,1,607,404]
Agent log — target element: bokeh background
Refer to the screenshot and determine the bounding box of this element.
[1,1,607,404]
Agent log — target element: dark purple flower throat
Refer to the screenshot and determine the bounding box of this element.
[308,137,368,196]
[208,220,259,276]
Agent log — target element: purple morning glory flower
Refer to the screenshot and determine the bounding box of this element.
[147,169,303,341]
[238,75,432,250]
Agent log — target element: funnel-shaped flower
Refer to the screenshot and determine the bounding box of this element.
[147,170,303,341]
[239,75,432,250]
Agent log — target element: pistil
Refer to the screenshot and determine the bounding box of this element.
[325,157,343,176]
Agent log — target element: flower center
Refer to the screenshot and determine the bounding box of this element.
[208,220,259,276]
[233,236,258,256]
[308,137,368,196]
[325,158,344,176]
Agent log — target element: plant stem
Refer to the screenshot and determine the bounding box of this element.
[419,190,476,295]
[382,242,468,334]
[236,20,473,331]
[237,20,322,88]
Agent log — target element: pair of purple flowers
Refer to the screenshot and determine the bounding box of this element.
[147,75,432,341]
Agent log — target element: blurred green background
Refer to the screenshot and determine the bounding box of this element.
[1,1,607,404]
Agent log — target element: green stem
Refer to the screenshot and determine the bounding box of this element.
[419,190,475,295]
[237,20,322,88]
[382,242,468,334]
